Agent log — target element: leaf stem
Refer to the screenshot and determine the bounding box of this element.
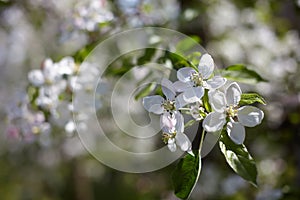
[187,124,206,199]
[198,128,206,155]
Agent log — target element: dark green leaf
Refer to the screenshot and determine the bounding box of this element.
[73,42,98,63]
[137,48,156,65]
[239,93,266,106]
[172,153,201,199]
[105,56,135,76]
[159,51,196,71]
[222,64,267,84]
[134,82,156,100]
[219,133,258,186]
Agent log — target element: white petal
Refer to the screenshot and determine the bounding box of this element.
[175,93,190,108]
[198,54,214,79]
[175,132,192,152]
[65,120,76,133]
[57,56,75,75]
[142,95,164,114]
[225,82,242,106]
[28,70,45,87]
[160,113,176,131]
[173,81,191,92]
[227,121,245,144]
[208,90,226,113]
[177,67,196,83]
[203,112,226,132]
[161,78,176,100]
[175,112,185,133]
[182,87,204,103]
[237,106,264,127]
[205,76,226,90]
[168,138,177,152]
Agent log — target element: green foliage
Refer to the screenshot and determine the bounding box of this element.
[175,36,201,57]
[172,153,201,199]
[222,64,267,84]
[203,89,212,113]
[184,119,196,128]
[73,42,99,63]
[27,85,39,105]
[219,132,258,186]
[137,48,157,65]
[158,51,197,71]
[134,82,156,100]
[186,51,202,67]
[239,93,267,106]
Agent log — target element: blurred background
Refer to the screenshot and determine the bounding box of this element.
[1,0,300,199]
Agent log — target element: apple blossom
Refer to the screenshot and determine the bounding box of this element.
[203,82,264,144]
[173,53,226,105]
[161,112,192,153]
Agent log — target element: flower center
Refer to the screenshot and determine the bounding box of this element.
[190,72,203,87]
[162,132,176,144]
[226,105,238,118]
[31,126,41,134]
[190,103,207,120]
[162,100,176,111]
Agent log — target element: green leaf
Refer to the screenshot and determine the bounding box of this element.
[172,153,201,199]
[186,52,202,67]
[134,82,156,100]
[222,64,267,84]
[176,36,201,57]
[219,133,258,186]
[239,93,266,106]
[184,119,196,128]
[27,86,39,106]
[202,89,212,113]
[137,48,156,65]
[73,42,98,63]
[159,51,197,71]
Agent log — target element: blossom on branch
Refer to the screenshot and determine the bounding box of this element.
[203,82,264,144]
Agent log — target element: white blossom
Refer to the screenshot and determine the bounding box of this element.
[173,53,226,105]
[143,78,184,129]
[203,82,264,144]
[161,112,192,153]
[72,0,113,32]
[28,69,45,87]
[190,101,206,121]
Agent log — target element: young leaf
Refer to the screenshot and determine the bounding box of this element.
[186,52,202,67]
[239,93,266,106]
[219,133,258,186]
[134,82,156,100]
[27,86,39,106]
[222,64,267,84]
[175,36,201,57]
[73,42,98,63]
[202,89,212,113]
[172,153,201,199]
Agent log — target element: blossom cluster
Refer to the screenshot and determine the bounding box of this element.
[70,0,114,32]
[6,57,81,142]
[142,53,264,154]
[6,94,51,143]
